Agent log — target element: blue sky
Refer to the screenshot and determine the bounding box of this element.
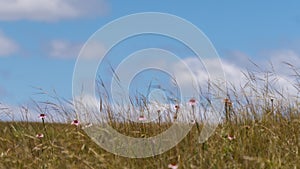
[0,0,300,106]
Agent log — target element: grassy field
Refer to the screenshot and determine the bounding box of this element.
[1,68,300,169]
[0,112,299,169]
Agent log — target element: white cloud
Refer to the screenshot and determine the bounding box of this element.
[0,31,18,56]
[48,40,82,59]
[169,57,243,93]
[167,51,300,100]
[0,0,109,21]
[48,40,107,60]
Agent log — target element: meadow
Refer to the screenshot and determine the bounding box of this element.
[0,68,300,169]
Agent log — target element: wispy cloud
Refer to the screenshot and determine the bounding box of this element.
[0,0,110,21]
[47,39,107,60]
[263,49,300,75]
[0,31,19,56]
[48,40,82,59]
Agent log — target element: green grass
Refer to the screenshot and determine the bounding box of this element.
[0,114,299,169]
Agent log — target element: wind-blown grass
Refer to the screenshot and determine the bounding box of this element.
[0,63,300,168]
[0,114,299,168]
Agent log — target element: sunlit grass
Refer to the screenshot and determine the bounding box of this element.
[0,112,299,168]
[0,65,300,168]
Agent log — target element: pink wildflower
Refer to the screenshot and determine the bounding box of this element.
[189,98,196,106]
[71,119,79,126]
[138,115,146,121]
[168,163,178,169]
[227,134,236,141]
[36,133,44,138]
[39,114,46,119]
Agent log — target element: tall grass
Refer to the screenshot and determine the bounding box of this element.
[0,64,299,168]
